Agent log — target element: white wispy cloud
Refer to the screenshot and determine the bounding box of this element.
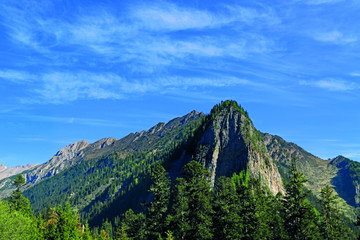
[299,79,358,91]
[35,73,265,103]
[0,68,265,103]
[313,30,357,44]
[132,2,280,31]
[0,1,278,67]
[132,3,217,31]
[0,1,284,104]
[33,72,125,103]
[305,0,344,5]
[22,114,125,127]
[350,72,360,77]
[0,70,34,83]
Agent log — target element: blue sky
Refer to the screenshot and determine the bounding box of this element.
[0,0,359,167]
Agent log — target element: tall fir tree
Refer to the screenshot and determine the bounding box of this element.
[145,165,171,239]
[169,161,213,240]
[212,176,242,239]
[42,202,84,240]
[282,159,320,239]
[120,209,145,239]
[267,193,287,240]
[9,174,32,216]
[319,185,349,239]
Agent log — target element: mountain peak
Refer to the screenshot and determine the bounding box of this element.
[0,164,39,181]
[193,101,284,195]
[55,140,89,157]
[0,164,7,172]
[25,140,90,184]
[210,100,249,119]
[329,155,351,168]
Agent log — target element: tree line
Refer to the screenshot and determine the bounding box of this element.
[118,160,352,240]
[1,158,357,239]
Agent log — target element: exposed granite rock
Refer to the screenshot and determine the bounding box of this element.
[89,137,117,150]
[194,106,284,195]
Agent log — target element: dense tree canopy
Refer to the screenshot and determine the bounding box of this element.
[1,161,359,240]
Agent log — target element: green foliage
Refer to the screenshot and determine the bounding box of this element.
[212,176,242,239]
[1,190,94,240]
[116,227,130,240]
[210,100,248,119]
[23,113,206,227]
[0,200,40,240]
[8,174,33,216]
[2,157,359,239]
[319,185,350,239]
[145,165,171,239]
[283,159,320,239]
[121,209,145,239]
[41,203,84,240]
[101,220,113,239]
[168,161,213,240]
[119,160,345,240]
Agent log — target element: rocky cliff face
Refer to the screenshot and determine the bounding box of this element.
[194,104,284,195]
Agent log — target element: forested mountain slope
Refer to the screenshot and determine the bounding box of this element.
[23,110,206,225]
[1,100,360,229]
[19,101,286,226]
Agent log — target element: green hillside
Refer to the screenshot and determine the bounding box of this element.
[23,110,206,226]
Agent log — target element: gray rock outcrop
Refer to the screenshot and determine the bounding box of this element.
[194,105,284,195]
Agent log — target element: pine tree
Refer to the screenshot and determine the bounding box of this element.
[115,227,130,240]
[319,185,347,239]
[42,203,83,240]
[252,178,273,239]
[98,229,108,240]
[82,223,93,240]
[167,177,190,240]
[212,176,242,239]
[9,174,32,216]
[283,159,320,239]
[267,193,286,240]
[102,220,113,240]
[43,207,60,240]
[145,165,171,239]
[169,161,213,240]
[121,209,145,239]
[0,200,40,240]
[231,171,260,239]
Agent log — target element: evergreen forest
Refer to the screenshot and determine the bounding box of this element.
[1,159,359,239]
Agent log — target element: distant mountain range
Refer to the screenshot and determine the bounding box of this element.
[1,100,359,227]
[0,164,39,181]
